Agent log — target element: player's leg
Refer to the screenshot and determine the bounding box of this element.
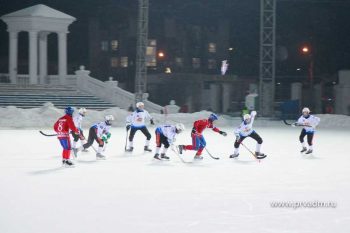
[126,128,137,151]
[305,133,314,154]
[154,130,161,159]
[299,129,307,152]
[160,135,170,160]
[141,127,152,152]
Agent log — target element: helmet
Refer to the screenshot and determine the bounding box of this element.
[243,114,251,121]
[65,106,74,116]
[105,115,114,125]
[208,113,218,121]
[175,123,185,133]
[78,108,87,116]
[302,107,310,114]
[136,102,144,108]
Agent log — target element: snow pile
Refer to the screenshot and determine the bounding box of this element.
[0,103,349,129]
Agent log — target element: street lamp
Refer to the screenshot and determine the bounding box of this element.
[158,51,165,58]
[300,45,314,87]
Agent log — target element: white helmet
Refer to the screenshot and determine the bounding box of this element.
[243,114,251,121]
[105,115,114,125]
[175,123,185,133]
[136,102,144,108]
[302,107,310,114]
[78,108,87,116]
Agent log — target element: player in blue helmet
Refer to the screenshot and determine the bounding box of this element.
[65,106,74,116]
[209,113,218,121]
[178,113,227,160]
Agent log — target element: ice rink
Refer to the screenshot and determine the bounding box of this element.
[0,124,349,233]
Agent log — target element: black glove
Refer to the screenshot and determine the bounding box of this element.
[191,127,197,134]
[150,119,155,125]
[219,131,227,136]
[126,125,131,131]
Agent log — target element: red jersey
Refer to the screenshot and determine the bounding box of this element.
[192,119,220,135]
[54,114,78,138]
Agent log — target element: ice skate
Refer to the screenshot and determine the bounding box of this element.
[194,154,203,160]
[300,147,307,153]
[96,153,106,160]
[144,146,152,152]
[305,149,313,154]
[153,153,161,160]
[126,147,134,152]
[255,152,267,159]
[62,159,75,167]
[229,153,239,158]
[161,153,170,160]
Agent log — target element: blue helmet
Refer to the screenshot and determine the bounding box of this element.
[208,113,218,121]
[65,106,74,116]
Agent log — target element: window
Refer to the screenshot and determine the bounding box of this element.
[208,59,217,69]
[111,57,119,67]
[101,41,108,51]
[192,58,201,69]
[146,39,157,67]
[175,57,183,67]
[111,40,118,50]
[120,57,128,68]
[146,46,156,56]
[208,43,216,53]
[149,39,157,46]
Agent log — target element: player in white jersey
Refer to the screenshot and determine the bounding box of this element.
[154,123,185,160]
[293,107,320,154]
[73,115,114,159]
[125,102,155,152]
[72,108,87,150]
[230,111,266,159]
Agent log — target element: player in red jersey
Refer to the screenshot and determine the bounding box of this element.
[53,106,79,167]
[178,113,227,159]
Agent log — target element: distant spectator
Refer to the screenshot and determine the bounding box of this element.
[325,105,334,114]
[242,106,249,117]
[128,104,134,112]
[180,105,189,113]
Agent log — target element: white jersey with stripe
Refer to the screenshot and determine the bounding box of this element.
[234,113,256,137]
[92,121,111,138]
[73,114,84,129]
[297,115,320,133]
[126,109,152,128]
[158,125,177,144]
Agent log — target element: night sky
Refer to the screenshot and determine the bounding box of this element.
[1,0,350,77]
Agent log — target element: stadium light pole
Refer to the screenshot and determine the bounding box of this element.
[301,45,314,88]
[135,0,149,104]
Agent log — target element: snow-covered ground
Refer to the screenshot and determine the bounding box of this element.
[0,105,349,233]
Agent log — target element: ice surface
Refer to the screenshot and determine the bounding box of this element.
[0,105,349,233]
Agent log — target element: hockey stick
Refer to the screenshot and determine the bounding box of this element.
[39,131,74,137]
[171,145,192,163]
[240,142,266,162]
[282,119,309,127]
[204,147,220,160]
[39,131,58,137]
[240,142,258,160]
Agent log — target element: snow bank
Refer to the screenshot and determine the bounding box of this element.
[0,102,349,129]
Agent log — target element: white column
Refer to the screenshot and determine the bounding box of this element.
[9,31,18,84]
[209,84,220,112]
[222,83,231,113]
[58,32,67,85]
[39,32,49,84]
[29,30,38,85]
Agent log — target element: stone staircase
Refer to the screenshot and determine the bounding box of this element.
[0,84,117,110]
